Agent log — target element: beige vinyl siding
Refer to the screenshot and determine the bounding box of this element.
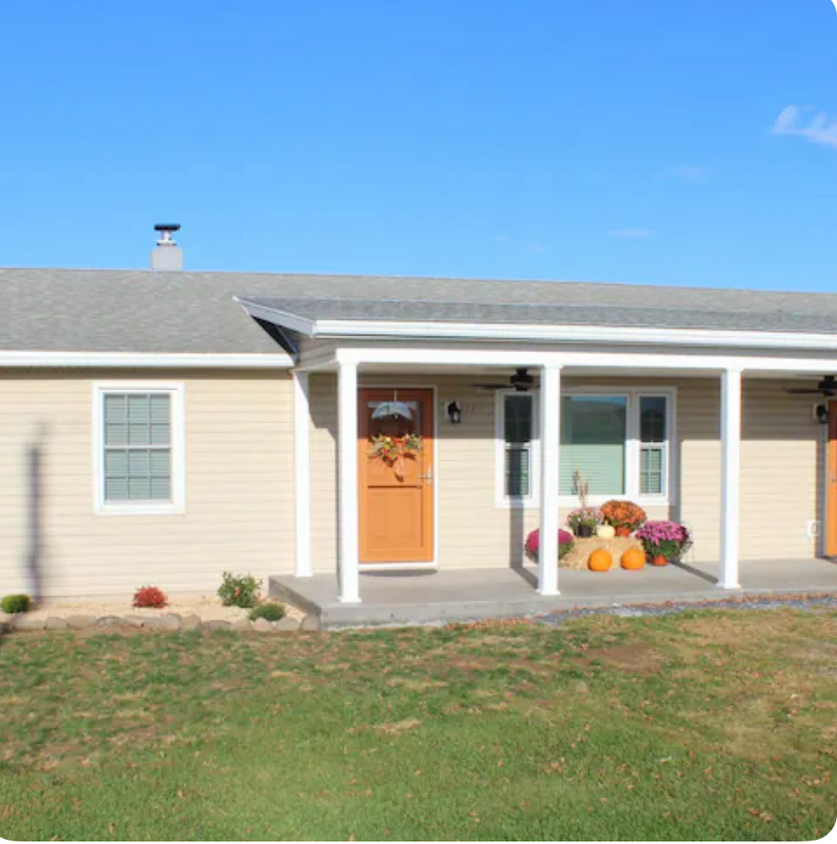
[0,369,295,598]
[740,380,821,561]
[309,373,821,571]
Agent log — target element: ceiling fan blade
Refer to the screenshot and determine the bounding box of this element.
[785,388,823,394]
[469,383,511,390]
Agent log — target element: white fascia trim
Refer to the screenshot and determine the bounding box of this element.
[235,299,317,336]
[315,319,837,352]
[0,351,293,369]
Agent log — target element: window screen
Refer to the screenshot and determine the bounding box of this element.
[504,394,533,498]
[559,396,627,495]
[639,396,667,496]
[103,393,172,501]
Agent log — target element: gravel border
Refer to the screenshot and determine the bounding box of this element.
[537,592,837,626]
[0,611,321,634]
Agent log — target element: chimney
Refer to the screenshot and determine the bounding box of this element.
[150,223,183,271]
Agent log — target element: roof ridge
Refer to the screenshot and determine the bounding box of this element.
[1,266,835,299]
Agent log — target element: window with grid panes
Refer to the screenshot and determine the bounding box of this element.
[639,395,667,496]
[503,394,534,498]
[103,393,172,502]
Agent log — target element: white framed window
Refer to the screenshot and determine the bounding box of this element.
[92,383,185,515]
[495,391,539,507]
[496,386,675,507]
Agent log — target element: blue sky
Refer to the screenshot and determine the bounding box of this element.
[1,0,835,290]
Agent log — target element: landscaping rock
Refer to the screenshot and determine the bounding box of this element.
[46,617,69,630]
[13,616,46,631]
[180,615,202,632]
[203,620,231,632]
[273,617,301,632]
[95,615,125,627]
[253,618,273,633]
[67,615,97,630]
[300,614,322,632]
[123,616,146,627]
[159,614,182,631]
[232,619,253,632]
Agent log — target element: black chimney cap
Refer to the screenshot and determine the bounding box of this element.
[154,223,181,232]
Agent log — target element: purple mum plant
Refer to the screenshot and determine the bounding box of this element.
[634,520,693,561]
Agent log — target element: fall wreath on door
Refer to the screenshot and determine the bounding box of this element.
[368,433,423,480]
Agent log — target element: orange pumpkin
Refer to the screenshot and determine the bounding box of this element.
[588,549,613,572]
[621,547,646,570]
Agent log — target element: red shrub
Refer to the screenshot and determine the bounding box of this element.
[132,585,168,609]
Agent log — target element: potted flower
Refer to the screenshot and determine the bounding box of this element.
[635,520,693,566]
[524,529,575,562]
[600,500,647,537]
[566,506,602,539]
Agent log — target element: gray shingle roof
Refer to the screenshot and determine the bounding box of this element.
[242,296,837,334]
[2,266,836,354]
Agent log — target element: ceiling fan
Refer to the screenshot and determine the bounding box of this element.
[785,375,837,397]
[471,367,536,392]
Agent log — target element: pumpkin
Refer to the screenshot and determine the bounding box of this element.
[621,547,646,570]
[596,524,615,539]
[588,549,613,572]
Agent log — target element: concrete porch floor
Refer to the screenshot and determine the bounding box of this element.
[270,557,837,629]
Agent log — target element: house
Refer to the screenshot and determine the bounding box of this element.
[2,226,837,603]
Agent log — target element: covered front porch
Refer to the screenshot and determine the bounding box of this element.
[287,341,837,605]
[271,557,837,629]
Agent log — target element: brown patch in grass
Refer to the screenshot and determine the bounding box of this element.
[376,718,422,735]
[386,676,448,691]
[584,643,663,674]
[450,657,498,672]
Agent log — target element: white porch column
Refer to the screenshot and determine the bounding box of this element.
[719,368,742,589]
[337,361,360,603]
[538,363,562,596]
[293,372,312,578]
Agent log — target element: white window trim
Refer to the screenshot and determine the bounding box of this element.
[495,385,677,508]
[92,382,186,516]
[495,390,540,509]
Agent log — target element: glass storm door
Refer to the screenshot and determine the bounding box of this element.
[358,388,434,563]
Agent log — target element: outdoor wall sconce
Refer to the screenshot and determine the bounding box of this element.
[815,404,829,425]
[446,401,462,424]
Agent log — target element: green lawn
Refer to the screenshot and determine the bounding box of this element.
[1,608,836,841]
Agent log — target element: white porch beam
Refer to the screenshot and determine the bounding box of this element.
[719,368,743,589]
[337,361,361,603]
[334,346,837,376]
[293,372,312,578]
[317,319,837,352]
[538,364,562,596]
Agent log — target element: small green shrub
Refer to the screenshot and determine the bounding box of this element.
[1,594,33,614]
[218,572,261,609]
[249,602,287,622]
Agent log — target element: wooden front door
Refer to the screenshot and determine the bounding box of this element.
[359,388,434,563]
[827,401,837,556]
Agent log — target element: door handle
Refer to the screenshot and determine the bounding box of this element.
[419,468,433,482]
